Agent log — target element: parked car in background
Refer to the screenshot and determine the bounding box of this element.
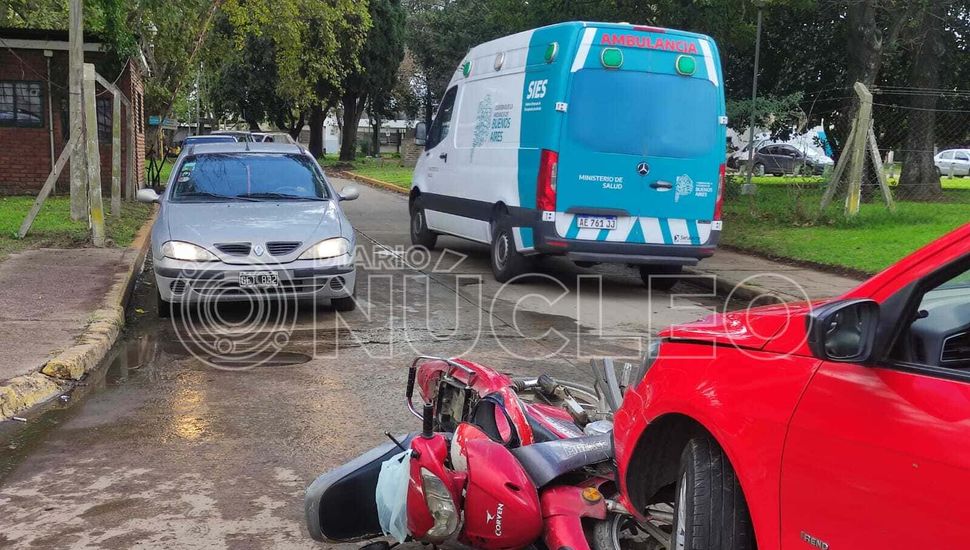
[747,143,832,176]
[181,134,238,148]
[211,130,255,142]
[253,132,298,144]
[137,142,361,316]
[935,149,970,176]
[613,223,970,550]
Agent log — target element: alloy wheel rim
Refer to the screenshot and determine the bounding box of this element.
[495,233,509,270]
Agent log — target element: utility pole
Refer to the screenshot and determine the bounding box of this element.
[69,0,86,220]
[742,2,765,196]
[83,64,106,246]
[195,63,202,135]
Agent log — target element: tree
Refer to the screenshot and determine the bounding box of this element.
[896,0,950,200]
[207,0,370,153]
[338,0,407,161]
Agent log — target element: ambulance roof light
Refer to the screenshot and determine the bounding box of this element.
[601,48,623,69]
[633,25,666,33]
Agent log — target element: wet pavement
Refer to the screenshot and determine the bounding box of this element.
[0,179,738,549]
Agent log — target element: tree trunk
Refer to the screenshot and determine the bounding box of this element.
[339,94,366,162]
[897,0,945,201]
[833,0,883,157]
[423,87,434,129]
[370,113,381,158]
[308,104,325,159]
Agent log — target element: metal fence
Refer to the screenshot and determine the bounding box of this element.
[725,86,970,220]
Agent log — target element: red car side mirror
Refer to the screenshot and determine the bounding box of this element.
[806,299,880,362]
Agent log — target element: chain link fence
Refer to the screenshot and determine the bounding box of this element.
[724,87,970,223]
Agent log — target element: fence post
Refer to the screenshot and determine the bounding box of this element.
[844,83,873,216]
[83,63,106,247]
[820,118,856,210]
[866,123,895,211]
[112,91,121,216]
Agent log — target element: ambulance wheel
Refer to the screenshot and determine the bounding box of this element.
[639,265,682,291]
[410,204,438,249]
[491,217,531,283]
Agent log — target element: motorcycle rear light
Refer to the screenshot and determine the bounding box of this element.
[536,149,558,212]
[714,163,726,221]
[420,468,459,541]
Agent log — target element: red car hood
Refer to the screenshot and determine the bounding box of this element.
[660,299,831,354]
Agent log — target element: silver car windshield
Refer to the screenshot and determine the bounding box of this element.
[170,153,330,202]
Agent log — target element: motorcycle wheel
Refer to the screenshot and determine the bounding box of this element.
[591,511,666,550]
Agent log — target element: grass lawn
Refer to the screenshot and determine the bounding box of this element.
[722,187,969,275]
[0,196,153,260]
[320,155,413,189]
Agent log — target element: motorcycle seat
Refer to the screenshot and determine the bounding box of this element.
[510,434,613,488]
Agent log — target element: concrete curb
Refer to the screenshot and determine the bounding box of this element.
[0,208,157,420]
[339,171,409,196]
[681,267,792,304]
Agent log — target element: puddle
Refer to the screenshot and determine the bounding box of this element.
[0,333,159,482]
[202,351,312,369]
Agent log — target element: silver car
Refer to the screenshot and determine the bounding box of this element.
[137,143,359,316]
[935,149,970,177]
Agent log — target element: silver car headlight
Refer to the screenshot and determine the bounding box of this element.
[420,468,459,541]
[299,237,350,260]
[161,241,217,262]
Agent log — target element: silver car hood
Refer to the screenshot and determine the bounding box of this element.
[163,200,342,263]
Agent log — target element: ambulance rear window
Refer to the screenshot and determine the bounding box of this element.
[567,70,718,158]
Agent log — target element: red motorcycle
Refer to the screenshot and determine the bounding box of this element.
[305,356,652,549]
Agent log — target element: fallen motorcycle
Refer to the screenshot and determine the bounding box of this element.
[304,356,671,550]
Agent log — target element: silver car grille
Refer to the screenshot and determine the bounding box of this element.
[266,241,302,256]
[215,242,252,256]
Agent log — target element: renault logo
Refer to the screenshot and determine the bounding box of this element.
[637,162,650,176]
[253,245,264,257]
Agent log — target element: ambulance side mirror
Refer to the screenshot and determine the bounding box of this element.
[414,122,427,147]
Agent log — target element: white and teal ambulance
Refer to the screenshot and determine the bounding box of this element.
[409,22,726,287]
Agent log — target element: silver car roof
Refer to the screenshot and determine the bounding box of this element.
[182,142,308,156]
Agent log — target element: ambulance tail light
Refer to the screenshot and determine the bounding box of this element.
[537,149,559,212]
[714,163,726,221]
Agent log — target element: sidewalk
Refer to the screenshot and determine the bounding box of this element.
[686,249,863,302]
[0,217,153,419]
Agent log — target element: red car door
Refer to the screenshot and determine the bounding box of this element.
[780,259,970,549]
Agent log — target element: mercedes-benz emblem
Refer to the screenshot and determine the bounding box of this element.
[637,162,650,176]
[253,244,264,257]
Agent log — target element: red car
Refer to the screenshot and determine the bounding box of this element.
[613,223,970,550]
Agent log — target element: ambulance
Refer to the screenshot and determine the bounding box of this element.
[409,22,726,287]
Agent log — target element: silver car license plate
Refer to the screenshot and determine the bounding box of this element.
[576,215,617,230]
[239,271,280,289]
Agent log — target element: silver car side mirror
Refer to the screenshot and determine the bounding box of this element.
[338,185,360,201]
[137,188,161,203]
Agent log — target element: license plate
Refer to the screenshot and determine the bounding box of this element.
[576,215,617,230]
[239,271,280,289]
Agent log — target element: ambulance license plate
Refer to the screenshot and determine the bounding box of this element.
[576,215,617,230]
[239,271,280,289]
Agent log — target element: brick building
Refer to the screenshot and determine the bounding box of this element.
[0,28,145,196]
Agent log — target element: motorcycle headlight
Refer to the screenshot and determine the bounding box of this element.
[161,241,216,262]
[298,238,350,260]
[420,468,459,541]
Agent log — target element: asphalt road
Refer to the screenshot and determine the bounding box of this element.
[0,179,736,549]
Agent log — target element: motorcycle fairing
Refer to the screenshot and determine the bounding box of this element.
[459,434,543,549]
[305,433,417,542]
